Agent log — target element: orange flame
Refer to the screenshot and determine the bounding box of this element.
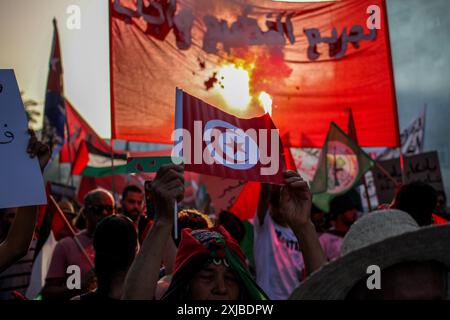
[214,60,273,115]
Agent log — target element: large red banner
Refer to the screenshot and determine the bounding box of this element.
[110,0,399,147]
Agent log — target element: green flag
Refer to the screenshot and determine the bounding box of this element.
[126,156,182,173]
[311,122,374,212]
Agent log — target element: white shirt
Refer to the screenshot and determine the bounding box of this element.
[318,232,344,262]
[253,212,304,300]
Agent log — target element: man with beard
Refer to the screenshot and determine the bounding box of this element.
[120,185,144,230]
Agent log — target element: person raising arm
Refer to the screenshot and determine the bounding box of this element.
[122,164,184,300]
[0,130,50,273]
[253,170,327,299]
[279,170,327,275]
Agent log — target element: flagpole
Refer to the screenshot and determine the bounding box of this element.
[345,108,373,210]
[65,104,74,187]
[422,103,427,153]
[49,195,94,269]
[361,174,373,212]
[111,139,116,199]
[108,0,117,203]
[399,151,406,184]
[52,18,66,186]
[173,88,184,241]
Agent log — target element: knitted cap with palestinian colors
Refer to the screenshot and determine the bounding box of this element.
[164,226,268,300]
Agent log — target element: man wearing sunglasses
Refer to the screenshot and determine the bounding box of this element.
[42,189,115,300]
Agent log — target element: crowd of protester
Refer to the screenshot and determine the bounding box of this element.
[1,134,450,300]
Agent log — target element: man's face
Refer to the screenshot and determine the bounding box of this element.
[341,208,358,227]
[121,191,143,222]
[190,262,241,300]
[347,261,448,300]
[85,192,115,228]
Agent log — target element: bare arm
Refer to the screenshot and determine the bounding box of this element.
[293,221,326,276]
[122,164,184,300]
[0,130,50,272]
[123,220,172,300]
[0,206,38,273]
[280,171,327,276]
[162,238,177,275]
[256,183,271,225]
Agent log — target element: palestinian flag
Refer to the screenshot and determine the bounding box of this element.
[311,122,374,212]
[71,140,128,176]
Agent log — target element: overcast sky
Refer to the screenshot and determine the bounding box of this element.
[386,0,450,196]
[1,0,449,194]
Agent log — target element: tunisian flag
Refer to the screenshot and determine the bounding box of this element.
[175,89,285,184]
[110,0,399,148]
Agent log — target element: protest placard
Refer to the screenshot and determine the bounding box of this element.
[373,151,444,204]
[0,69,47,208]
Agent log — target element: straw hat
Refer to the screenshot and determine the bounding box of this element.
[290,209,450,300]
